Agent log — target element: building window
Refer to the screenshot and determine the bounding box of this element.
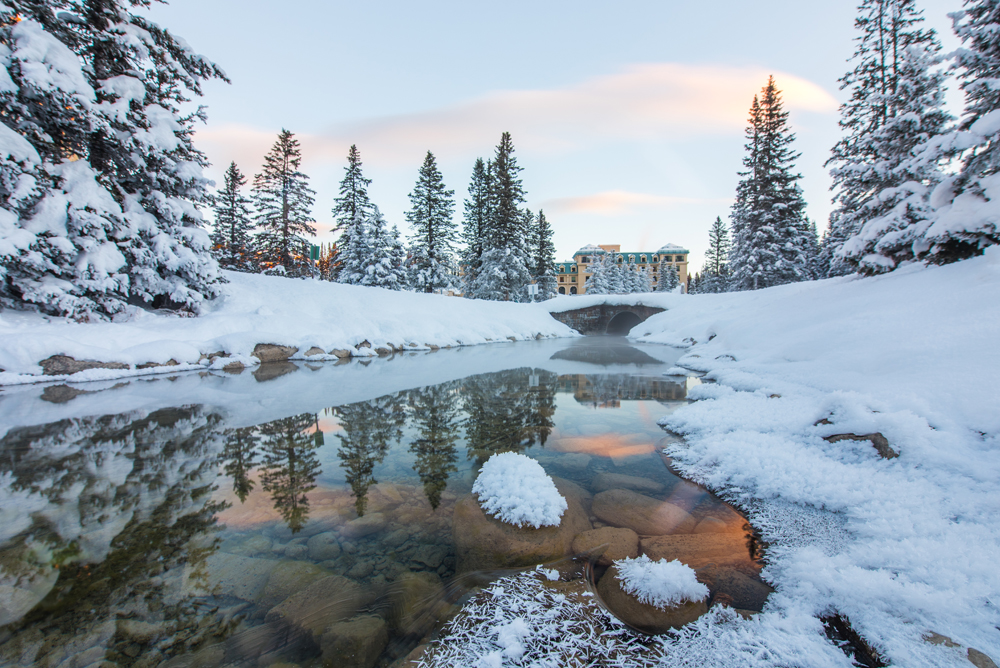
[581,256,589,263]
[558,286,565,294]
[559,276,564,283]
[652,265,657,272]
[652,255,658,262]
[617,256,623,263]
[570,286,578,294]
[628,254,635,263]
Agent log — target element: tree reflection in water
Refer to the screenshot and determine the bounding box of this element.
[408,384,461,509]
[222,426,260,503]
[332,396,406,515]
[463,369,557,464]
[0,407,231,666]
[258,413,322,533]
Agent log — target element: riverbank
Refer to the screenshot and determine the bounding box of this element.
[0,272,576,385]
[629,249,1000,666]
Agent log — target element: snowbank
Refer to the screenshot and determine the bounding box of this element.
[472,452,567,528]
[615,556,708,609]
[0,271,577,384]
[631,249,1000,665]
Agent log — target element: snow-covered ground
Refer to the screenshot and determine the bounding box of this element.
[0,271,576,384]
[627,248,1000,666]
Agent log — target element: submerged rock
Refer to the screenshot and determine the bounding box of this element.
[571,527,639,566]
[265,574,374,641]
[591,472,665,495]
[182,553,279,602]
[320,615,388,668]
[452,479,592,573]
[597,564,707,634]
[639,533,752,569]
[255,560,328,611]
[307,532,342,561]
[386,571,445,637]
[592,489,696,535]
[341,513,388,539]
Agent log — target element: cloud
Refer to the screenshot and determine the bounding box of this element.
[195,62,838,169]
[544,190,731,216]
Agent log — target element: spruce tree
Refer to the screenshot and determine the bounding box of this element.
[636,266,653,292]
[531,209,558,301]
[729,77,814,291]
[658,262,680,292]
[584,253,613,294]
[252,130,316,277]
[918,0,1000,262]
[341,206,407,290]
[471,132,531,301]
[331,145,373,280]
[0,1,226,319]
[406,151,457,293]
[211,162,255,272]
[705,216,730,276]
[827,0,950,275]
[460,157,491,297]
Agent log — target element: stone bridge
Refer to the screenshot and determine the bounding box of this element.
[549,304,666,335]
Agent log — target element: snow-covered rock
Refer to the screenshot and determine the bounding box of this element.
[472,453,567,528]
[614,555,709,609]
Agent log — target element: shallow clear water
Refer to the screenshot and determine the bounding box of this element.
[0,338,764,668]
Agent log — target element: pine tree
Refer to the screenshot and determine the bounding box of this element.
[252,130,316,277]
[705,216,730,276]
[636,266,653,292]
[729,77,814,291]
[472,133,531,301]
[827,0,950,275]
[586,254,615,295]
[258,413,321,534]
[331,145,373,280]
[0,1,226,319]
[917,0,1000,262]
[658,262,680,291]
[459,157,491,297]
[406,151,457,293]
[211,162,255,271]
[531,209,558,301]
[341,206,407,290]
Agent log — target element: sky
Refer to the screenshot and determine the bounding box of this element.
[146,0,963,269]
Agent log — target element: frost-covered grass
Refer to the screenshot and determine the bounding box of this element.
[615,556,708,609]
[416,569,847,668]
[628,249,1000,666]
[0,271,576,384]
[472,453,567,528]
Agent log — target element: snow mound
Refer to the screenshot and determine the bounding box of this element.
[472,452,567,528]
[615,555,709,609]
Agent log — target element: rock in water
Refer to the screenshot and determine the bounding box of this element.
[592,489,696,535]
[265,575,374,641]
[571,527,639,566]
[307,532,342,561]
[597,564,707,634]
[320,615,388,668]
[254,560,328,611]
[590,472,665,495]
[453,479,592,573]
[639,533,753,569]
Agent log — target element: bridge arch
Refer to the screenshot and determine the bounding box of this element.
[548,303,665,335]
[606,311,643,335]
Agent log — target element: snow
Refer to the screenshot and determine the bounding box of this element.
[615,555,709,609]
[628,250,1000,665]
[472,452,567,528]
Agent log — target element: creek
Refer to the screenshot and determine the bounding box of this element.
[0,337,767,668]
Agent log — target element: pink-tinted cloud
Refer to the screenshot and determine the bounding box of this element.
[544,190,731,216]
[195,63,837,169]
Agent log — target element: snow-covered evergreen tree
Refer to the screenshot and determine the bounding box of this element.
[332,144,373,281]
[252,130,316,277]
[0,2,227,319]
[471,133,531,301]
[828,0,950,275]
[916,0,1000,263]
[340,206,406,290]
[406,151,456,293]
[606,251,626,294]
[697,216,731,293]
[459,157,491,297]
[530,209,558,301]
[636,266,653,292]
[658,262,680,292]
[211,162,255,271]
[584,252,613,294]
[729,77,814,291]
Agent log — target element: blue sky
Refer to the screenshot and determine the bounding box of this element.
[148,0,961,268]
